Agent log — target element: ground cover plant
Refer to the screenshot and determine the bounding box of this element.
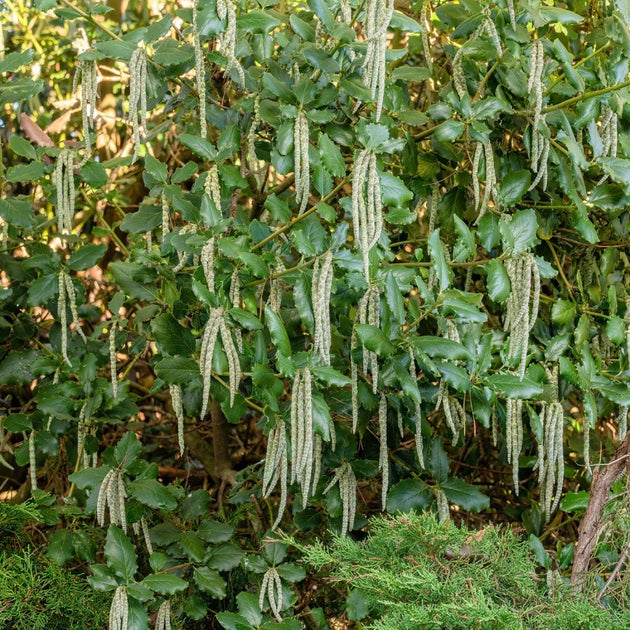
[1,0,630,627]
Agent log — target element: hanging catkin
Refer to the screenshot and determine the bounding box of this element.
[352,148,382,282]
[473,141,498,223]
[408,346,424,468]
[527,39,546,175]
[216,0,245,85]
[161,190,170,241]
[205,164,222,212]
[170,384,185,456]
[199,307,241,415]
[597,105,619,185]
[155,600,171,630]
[247,96,261,173]
[506,0,516,30]
[294,110,310,214]
[259,567,283,622]
[193,1,207,139]
[504,253,540,379]
[323,461,357,536]
[361,0,394,121]
[312,251,334,365]
[54,149,76,236]
[229,268,243,351]
[172,224,198,272]
[617,406,628,441]
[378,394,388,510]
[351,284,381,432]
[290,368,316,506]
[535,365,564,520]
[435,487,449,523]
[57,271,87,365]
[29,431,37,491]
[73,59,98,165]
[128,47,147,164]
[132,515,154,555]
[506,397,523,494]
[109,586,129,630]
[420,0,432,71]
[201,238,216,292]
[434,321,466,442]
[262,417,288,530]
[97,468,127,532]
[109,320,119,398]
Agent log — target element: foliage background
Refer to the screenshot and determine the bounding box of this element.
[1,0,630,627]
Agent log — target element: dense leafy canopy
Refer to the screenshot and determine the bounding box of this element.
[1,0,630,626]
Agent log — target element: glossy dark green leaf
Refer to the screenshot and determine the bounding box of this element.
[105,525,137,581]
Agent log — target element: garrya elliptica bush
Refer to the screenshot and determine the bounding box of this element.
[2,0,630,626]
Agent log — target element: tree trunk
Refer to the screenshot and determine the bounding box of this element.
[571,433,630,588]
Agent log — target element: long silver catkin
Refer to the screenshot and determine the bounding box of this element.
[128,47,147,164]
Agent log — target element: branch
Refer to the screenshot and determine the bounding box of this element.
[571,433,630,588]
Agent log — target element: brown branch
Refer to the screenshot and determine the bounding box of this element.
[571,433,630,588]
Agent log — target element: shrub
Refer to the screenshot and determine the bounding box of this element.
[1,0,630,626]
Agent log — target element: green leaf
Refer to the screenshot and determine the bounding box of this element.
[307,0,336,32]
[93,39,137,61]
[180,531,206,563]
[155,357,200,385]
[318,134,345,177]
[120,205,162,233]
[46,529,75,566]
[110,261,158,301]
[433,120,465,143]
[499,170,531,206]
[216,613,251,630]
[265,306,291,357]
[6,162,45,183]
[379,171,414,206]
[81,161,109,188]
[428,230,452,290]
[529,534,551,569]
[560,491,589,513]
[237,10,280,33]
[142,573,187,595]
[597,157,630,186]
[391,66,431,82]
[115,432,142,468]
[194,567,227,599]
[180,134,217,160]
[311,365,352,387]
[128,479,177,511]
[276,562,306,582]
[198,519,234,543]
[151,313,196,356]
[486,373,543,399]
[485,259,511,302]
[207,544,244,571]
[346,589,370,621]
[236,592,263,627]
[105,525,137,581]
[386,479,431,512]
[355,324,395,356]
[606,316,625,345]
[440,478,490,512]
[551,300,576,325]
[0,50,34,73]
[67,244,107,271]
[9,134,37,160]
[413,337,472,361]
[436,362,471,392]
[499,209,539,254]
[538,6,583,24]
